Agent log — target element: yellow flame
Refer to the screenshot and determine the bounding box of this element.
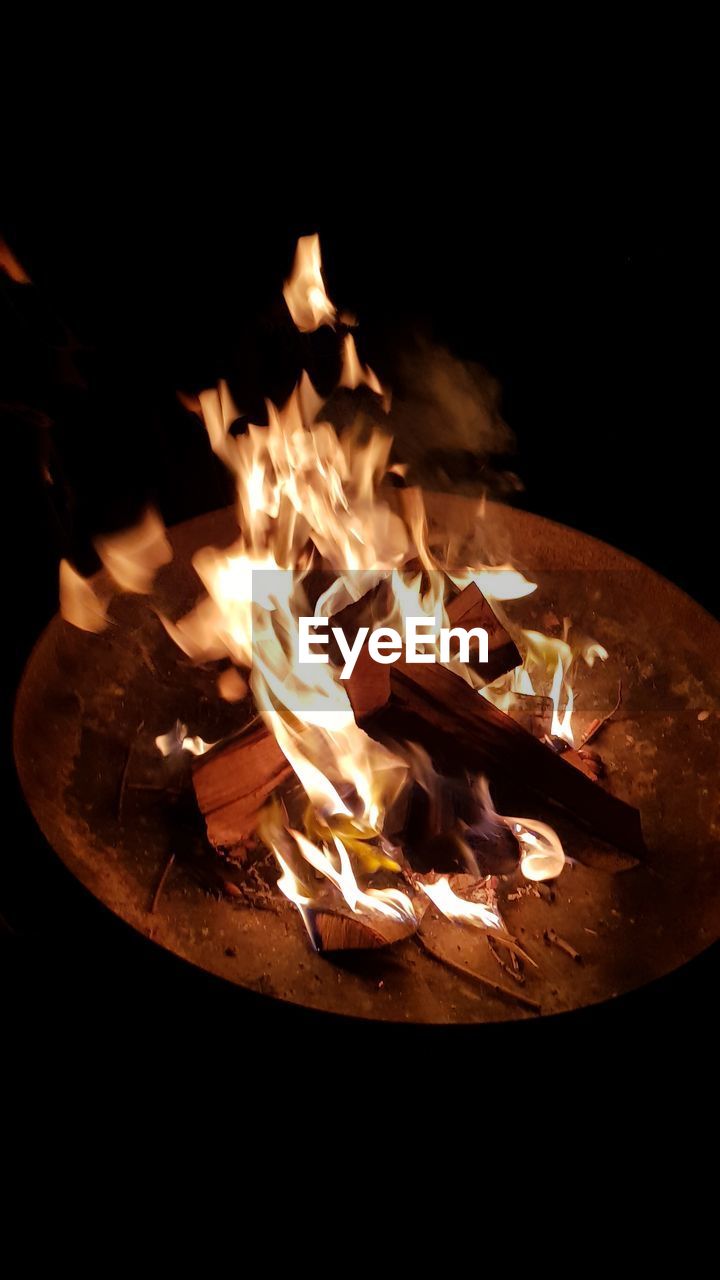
[339,333,386,400]
[59,560,109,633]
[450,565,537,602]
[506,817,566,881]
[161,243,581,933]
[283,234,336,333]
[94,507,172,595]
[419,877,501,930]
[155,721,215,757]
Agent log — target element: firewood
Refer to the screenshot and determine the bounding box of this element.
[193,576,643,860]
[310,909,418,952]
[194,580,520,848]
[366,662,645,858]
[444,582,521,680]
[331,578,520,683]
[343,580,519,720]
[193,723,292,848]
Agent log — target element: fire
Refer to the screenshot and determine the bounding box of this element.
[419,876,501,930]
[282,233,336,333]
[339,333,387,403]
[95,507,172,595]
[59,560,108,633]
[155,721,215,757]
[506,817,566,881]
[59,507,172,632]
[133,233,619,945]
[481,625,608,745]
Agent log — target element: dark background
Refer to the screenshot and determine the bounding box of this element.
[2,134,717,1072]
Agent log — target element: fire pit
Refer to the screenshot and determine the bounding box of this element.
[12,234,720,1023]
[14,496,720,1023]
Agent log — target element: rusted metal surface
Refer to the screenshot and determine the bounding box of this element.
[13,498,720,1023]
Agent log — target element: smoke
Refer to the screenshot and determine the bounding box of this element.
[386,337,521,498]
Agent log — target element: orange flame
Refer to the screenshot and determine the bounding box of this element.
[157,235,584,935]
[283,234,336,333]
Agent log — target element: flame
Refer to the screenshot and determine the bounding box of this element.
[481,622,607,745]
[59,560,109,633]
[339,333,386,401]
[155,721,215,757]
[450,564,537,602]
[167,365,412,901]
[217,667,248,702]
[419,877,501,930]
[157,234,580,940]
[283,234,336,333]
[0,238,31,284]
[505,816,566,881]
[263,816,416,946]
[95,507,172,594]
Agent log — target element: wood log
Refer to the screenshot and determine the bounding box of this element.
[193,579,643,859]
[437,581,521,680]
[443,582,521,679]
[192,723,292,849]
[194,581,520,847]
[366,662,645,857]
[327,577,520,683]
[310,909,418,952]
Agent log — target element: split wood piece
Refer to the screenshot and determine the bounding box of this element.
[310,909,418,952]
[192,723,293,849]
[339,579,519,718]
[329,578,520,701]
[361,661,646,858]
[440,581,521,681]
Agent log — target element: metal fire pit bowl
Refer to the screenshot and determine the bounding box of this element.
[13,497,720,1023]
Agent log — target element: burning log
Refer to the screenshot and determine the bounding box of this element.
[193,573,643,861]
[362,661,645,858]
[310,909,419,952]
[193,723,292,850]
[439,581,521,681]
[193,581,519,849]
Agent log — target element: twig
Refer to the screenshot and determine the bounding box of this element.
[580,680,623,748]
[117,748,133,822]
[117,720,145,822]
[544,927,581,963]
[150,852,176,914]
[491,929,538,968]
[415,932,541,1013]
[487,935,526,985]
